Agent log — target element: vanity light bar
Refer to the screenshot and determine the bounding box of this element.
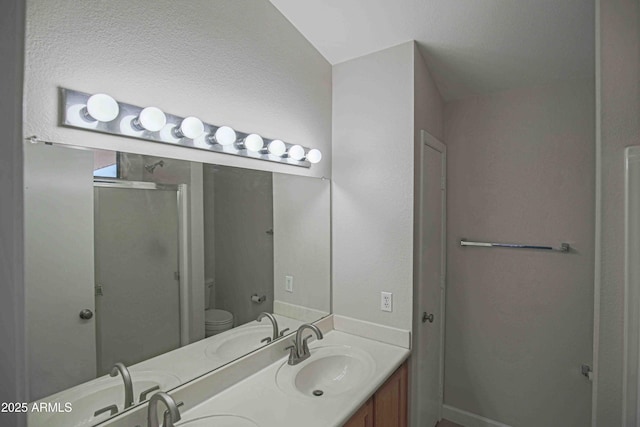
[60,88,321,168]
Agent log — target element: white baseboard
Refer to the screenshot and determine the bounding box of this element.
[442,405,512,427]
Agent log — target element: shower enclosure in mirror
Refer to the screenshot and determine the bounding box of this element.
[24,142,330,427]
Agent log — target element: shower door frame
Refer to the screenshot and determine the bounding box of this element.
[623,145,640,426]
[93,179,190,350]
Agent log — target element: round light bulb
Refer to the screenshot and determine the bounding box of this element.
[213,126,237,146]
[244,134,264,152]
[177,116,204,139]
[268,140,286,156]
[288,144,305,161]
[85,93,119,122]
[306,149,322,164]
[134,107,166,132]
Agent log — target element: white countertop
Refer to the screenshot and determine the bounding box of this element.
[99,315,411,427]
[176,329,410,427]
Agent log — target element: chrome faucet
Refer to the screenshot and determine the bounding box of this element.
[110,362,134,409]
[147,392,181,427]
[285,323,324,365]
[257,312,279,342]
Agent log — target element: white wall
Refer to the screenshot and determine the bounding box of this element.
[444,80,595,427]
[209,166,274,326]
[332,42,415,330]
[273,174,331,314]
[596,0,640,425]
[0,1,26,426]
[333,42,443,331]
[24,0,331,179]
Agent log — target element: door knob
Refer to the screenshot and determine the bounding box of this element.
[422,312,434,323]
[79,309,94,320]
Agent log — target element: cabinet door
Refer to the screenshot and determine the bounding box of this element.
[374,363,408,427]
[344,398,373,427]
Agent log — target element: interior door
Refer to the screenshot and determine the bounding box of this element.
[94,183,181,375]
[413,130,446,427]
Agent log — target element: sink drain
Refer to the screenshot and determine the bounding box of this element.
[312,389,324,397]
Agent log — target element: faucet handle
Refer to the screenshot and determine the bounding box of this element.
[285,344,297,364]
[260,336,272,344]
[279,328,290,337]
[93,403,118,418]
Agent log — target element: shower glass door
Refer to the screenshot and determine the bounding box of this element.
[94,182,181,376]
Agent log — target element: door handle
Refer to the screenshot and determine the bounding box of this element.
[422,312,434,323]
[79,309,94,320]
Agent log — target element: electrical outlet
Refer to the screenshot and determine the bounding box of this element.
[285,275,293,293]
[381,292,393,312]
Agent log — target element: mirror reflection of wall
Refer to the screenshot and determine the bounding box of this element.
[24,142,330,426]
[204,165,275,330]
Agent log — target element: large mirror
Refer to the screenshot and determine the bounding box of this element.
[24,142,330,426]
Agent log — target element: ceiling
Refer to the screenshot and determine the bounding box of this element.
[268,0,595,101]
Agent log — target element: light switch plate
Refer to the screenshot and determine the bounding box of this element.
[285,275,293,293]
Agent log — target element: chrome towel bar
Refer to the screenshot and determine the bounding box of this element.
[460,239,570,253]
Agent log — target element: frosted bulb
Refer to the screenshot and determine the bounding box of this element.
[244,134,264,152]
[85,93,119,122]
[133,107,166,132]
[177,117,204,139]
[288,144,305,161]
[213,126,237,145]
[306,149,322,164]
[268,140,286,156]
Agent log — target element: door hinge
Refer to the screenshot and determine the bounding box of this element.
[440,176,446,190]
[95,284,104,297]
[174,271,180,281]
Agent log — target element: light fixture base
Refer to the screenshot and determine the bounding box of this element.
[61,88,313,168]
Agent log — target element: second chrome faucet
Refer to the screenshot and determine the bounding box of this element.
[256,312,289,343]
[286,323,324,365]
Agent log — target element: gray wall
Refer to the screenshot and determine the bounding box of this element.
[273,174,331,313]
[0,0,26,426]
[444,79,595,427]
[210,166,274,326]
[24,0,331,179]
[596,0,640,424]
[332,41,444,331]
[332,42,415,330]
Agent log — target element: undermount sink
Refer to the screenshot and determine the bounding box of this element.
[205,325,273,360]
[178,415,259,427]
[29,370,181,427]
[275,345,376,398]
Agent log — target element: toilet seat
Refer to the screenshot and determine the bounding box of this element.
[205,309,233,325]
[204,309,234,337]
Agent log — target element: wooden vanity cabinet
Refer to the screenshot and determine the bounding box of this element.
[343,398,374,427]
[343,361,407,427]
